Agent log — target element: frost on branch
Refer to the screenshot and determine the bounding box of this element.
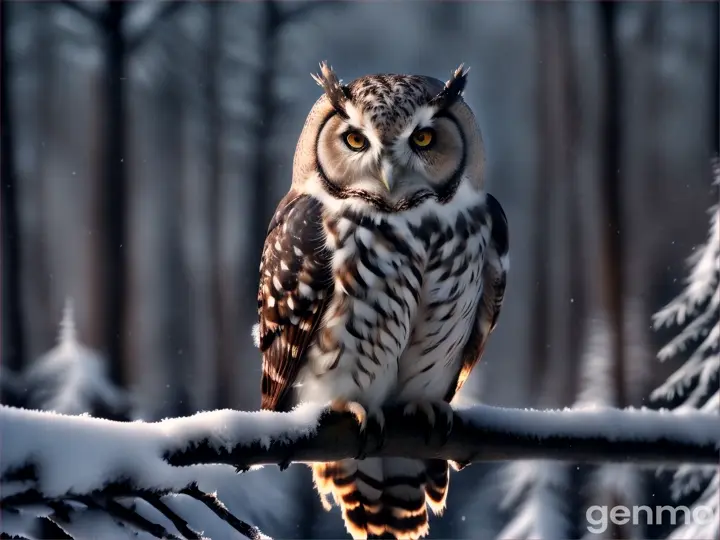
[651,161,720,540]
[3,400,720,538]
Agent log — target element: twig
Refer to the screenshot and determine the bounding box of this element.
[143,494,203,540]
[44,500,80,540]
[181,484,268,540]
[81,496,182,540]
[1,481,263,539]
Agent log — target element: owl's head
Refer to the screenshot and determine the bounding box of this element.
[292,62,485,211]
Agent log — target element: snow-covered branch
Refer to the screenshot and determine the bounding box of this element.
[3,400,718,538]
[3,402,719,491]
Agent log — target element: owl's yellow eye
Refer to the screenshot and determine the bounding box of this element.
[344,131,368,151]
[411,128,434,149]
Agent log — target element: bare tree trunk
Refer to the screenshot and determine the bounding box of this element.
[23,3,56,362]
[161,44,192,417]
[248,0,281,279]
[530,3,583,407]
[599,2,627,410]
[234,0,283,410]
[205,1,226,410]
[528,4,552,404]
[557,5,585,404]
[1,0,25,372]
[599,7,632,538]
[249,0,282,268]
[97,1,129,387]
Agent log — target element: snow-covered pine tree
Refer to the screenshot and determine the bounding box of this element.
[22,298,131,420]
[651,160,719,540]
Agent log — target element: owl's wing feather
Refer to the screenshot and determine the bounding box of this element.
[445,192,509,402]
[257,191,333,412]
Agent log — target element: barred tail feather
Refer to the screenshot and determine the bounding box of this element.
[424,459,450,515]
[313,458,442,539]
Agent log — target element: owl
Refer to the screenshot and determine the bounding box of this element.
[254,62,509,540]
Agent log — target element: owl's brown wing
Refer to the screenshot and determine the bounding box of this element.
[444,193,509,402]
[257,191,333,412]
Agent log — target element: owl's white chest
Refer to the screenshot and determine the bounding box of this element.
[297,187,488,408]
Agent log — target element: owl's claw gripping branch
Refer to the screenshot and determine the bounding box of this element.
[403,400,454,446]
[330,399,386,459]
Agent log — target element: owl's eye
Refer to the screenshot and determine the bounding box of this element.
[410,128,435,149]
[344,131,368,151]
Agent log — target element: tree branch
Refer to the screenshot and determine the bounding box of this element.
[127,0,187,54]
[3,403,719,481]
[181,484,268,540]
[164,404,720,469]
[144,494,202,540]
[82,497,182,540]
[2,403,718,538]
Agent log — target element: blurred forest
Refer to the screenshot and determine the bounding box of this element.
[1,1,718,538]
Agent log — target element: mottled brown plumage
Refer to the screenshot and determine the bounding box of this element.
[256,191,333,411]
[254,62,509,540]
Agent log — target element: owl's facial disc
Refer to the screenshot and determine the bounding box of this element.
[389,107,467,196]
[316,105,466,207]
[316,113,389,198]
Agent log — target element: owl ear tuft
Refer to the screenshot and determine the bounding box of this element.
[430,64,469,110]
[311,61,351,119]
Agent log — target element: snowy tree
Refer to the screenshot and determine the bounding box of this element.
[651,161,719,540]
[22,299,131,420]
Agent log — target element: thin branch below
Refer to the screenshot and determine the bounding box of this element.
[144,494,203,540]
[92,497,182,540]
[181,484,268,540]
[2,403,718,538]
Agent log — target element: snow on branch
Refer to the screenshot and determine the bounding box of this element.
[3,402,719,537]
[3,402,720,489]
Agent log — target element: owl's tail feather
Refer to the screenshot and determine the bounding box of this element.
[424,459,450,515]
[313,457,448,540]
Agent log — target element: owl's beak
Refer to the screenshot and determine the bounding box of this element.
[380,159,394,192]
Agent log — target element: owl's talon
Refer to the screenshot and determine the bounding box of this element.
[330,399,367,430]
[403,400,454,445]
[330,399,385,458]
[369,408,386,451]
